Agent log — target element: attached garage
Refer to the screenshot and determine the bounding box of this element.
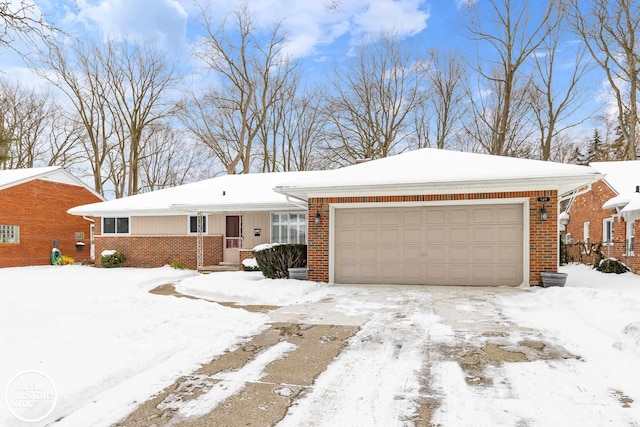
[274,148,603,286]
[333,202,524,286]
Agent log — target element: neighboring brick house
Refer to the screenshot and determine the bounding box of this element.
[564,161,640,273]
[70,148,601,286]
[0,167,104,267]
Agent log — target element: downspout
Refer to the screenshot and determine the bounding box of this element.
[285,195,308,209]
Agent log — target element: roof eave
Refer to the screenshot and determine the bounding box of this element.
[275,174,604,201]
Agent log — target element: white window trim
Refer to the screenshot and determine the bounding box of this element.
[582,221,590,254]
[188,215,207,235]
[271,212,307,244]
[102,217,131,235]
[602,217,614,246]
[626,220,635,257]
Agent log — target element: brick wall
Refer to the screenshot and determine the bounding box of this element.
[566,180,640,273]
[0,180,101,267]
[94,234,223,269]
[307,191,558,286]
[239,248,255,271]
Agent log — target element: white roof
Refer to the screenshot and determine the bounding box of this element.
[589,160,640,194]
[276,148,603,199]
[0,166,102,198]
[68,171,319,217]
[593,161,640,219]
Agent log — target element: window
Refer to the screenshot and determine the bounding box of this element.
[582,221,590,253]
[271,212,306,244]
[603,218,614,245]
[626,220,635,256]
[0,225,19,243]
[102,217,129,234]
[189,215,207,234]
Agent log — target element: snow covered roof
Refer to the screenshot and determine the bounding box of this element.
[0,166,102,198]
[68,171,319,217]
[589,160,640,195]
[275,148,603,199]
[592,161,640,220]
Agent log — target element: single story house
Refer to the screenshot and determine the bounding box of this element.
[70,148,601,286]
[0,166,104,267]
[68,171,325,269]
[564,160,640,273]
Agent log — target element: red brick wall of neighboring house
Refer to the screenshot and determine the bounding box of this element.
[307,191,558,287]
[566,180,640,273]
[93,217,223,269]
[0,180,101,267]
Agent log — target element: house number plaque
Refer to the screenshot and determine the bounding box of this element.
[537,196,550,202]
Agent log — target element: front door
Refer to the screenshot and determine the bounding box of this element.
[224,215,242,263]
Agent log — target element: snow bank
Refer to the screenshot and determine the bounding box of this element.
[177,271,329,306]
[0,266,268,427]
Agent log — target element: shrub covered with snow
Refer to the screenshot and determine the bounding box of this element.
[242,257,260,272]
[596,258,629,274]
[253,244,306,279]
[100,250,126,268]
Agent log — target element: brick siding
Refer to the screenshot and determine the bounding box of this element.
[239,248,255,271]
[0,179,102,267]
[94,234,223,269]
[565,180,640,273]
[307,191,558,286]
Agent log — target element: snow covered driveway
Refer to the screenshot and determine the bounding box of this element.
[1,264,640,426]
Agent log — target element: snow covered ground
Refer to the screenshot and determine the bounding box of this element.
[1,264,640,426]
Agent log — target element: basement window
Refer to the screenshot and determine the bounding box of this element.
[102,217,130,235]
[0,225,19,243]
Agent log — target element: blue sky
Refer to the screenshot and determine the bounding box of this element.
[2,1,476,83]
[1,0,604,142]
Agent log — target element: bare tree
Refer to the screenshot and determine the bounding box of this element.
[424,49,466,149]
[182,4,296,174]
[323,34,425,165]
[569,0,640,160]
[139,124,206,192]
[529,21,592,161]
[462,0,559,155]
[464,71,537,156]
[104,40,179,195]
[0,0,55,50]
[36,38,114,195]
[0,78,50,168]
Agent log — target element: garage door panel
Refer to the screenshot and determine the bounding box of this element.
[450,209,469,224]
[450,228,469,244]
[425,210,445,225]
[426,228,446,243]
[381,229,400,243]
[334,203,523,286]
[498,226,522,243]
[380,246,401,262]
[404,210,422,225]
[359,247,378,263]
[498,206,522,222]
[359,229,378,244]
[473,227,494,243]
[473,208,494,223]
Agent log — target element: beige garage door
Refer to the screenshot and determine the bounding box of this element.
[334,204,523,286]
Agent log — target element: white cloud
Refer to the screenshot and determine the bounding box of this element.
[73,0,188,53]
[185,0,429,59]
[353,0,429,38]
